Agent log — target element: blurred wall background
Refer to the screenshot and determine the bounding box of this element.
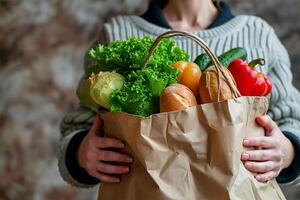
[0,0,299,199]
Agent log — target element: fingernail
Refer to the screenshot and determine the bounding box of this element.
[241,153,249,160]
[119,143,125,148]
[245,162,252,168]
[111,177,120,182]
[127,157,133,162]
[243,139,250,145]
[255,175,264,182]
[124,167,130,172]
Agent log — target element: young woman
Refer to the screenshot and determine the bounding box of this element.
[58,0,300,188]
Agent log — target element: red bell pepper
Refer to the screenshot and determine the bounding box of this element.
[228,58,272,96]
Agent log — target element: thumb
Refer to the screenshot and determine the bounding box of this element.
[256,115,275,136]
[90,114,103,134]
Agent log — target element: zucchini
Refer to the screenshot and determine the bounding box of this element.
[194,47,247,71]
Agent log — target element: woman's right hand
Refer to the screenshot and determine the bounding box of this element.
[77,114,133,183]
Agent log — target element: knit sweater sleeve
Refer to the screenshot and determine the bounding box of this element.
[57,28,109,188]
[266,28,300,186]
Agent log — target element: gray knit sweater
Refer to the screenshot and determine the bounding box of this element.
[58,15,300,188]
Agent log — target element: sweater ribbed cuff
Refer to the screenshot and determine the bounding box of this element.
[276,131,300,183]
[65,130,100,185]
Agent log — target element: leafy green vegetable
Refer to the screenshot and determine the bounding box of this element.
[87,36,189,116]
[89,71,125,109]
[86,37,153,77]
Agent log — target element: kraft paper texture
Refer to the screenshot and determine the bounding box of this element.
[98,96,286,200]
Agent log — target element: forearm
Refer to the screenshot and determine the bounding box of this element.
[57,27,110,187]
[268,85,300,185]
[60,106,95,136]
[57,129,100,188]
[275,122,300,185]
[58,105,99,187]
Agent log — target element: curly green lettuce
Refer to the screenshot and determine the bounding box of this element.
[86,36,189,116]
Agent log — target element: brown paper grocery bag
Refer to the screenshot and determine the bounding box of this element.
[93,31,285,200]
[98,96,285,200]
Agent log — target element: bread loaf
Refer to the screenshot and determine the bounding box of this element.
[199,66,236,104]
[160,84,197,112]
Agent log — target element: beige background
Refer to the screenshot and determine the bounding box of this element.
[0,0,299,199]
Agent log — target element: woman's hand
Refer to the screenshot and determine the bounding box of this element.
[241,115,295,182]
[77,114,133,183]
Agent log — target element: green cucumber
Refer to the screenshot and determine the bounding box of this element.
[194,47,247,71]
[194,53,211,71]
[214,47,247,67]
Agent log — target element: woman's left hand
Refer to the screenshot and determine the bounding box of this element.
[241,115,295,182]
